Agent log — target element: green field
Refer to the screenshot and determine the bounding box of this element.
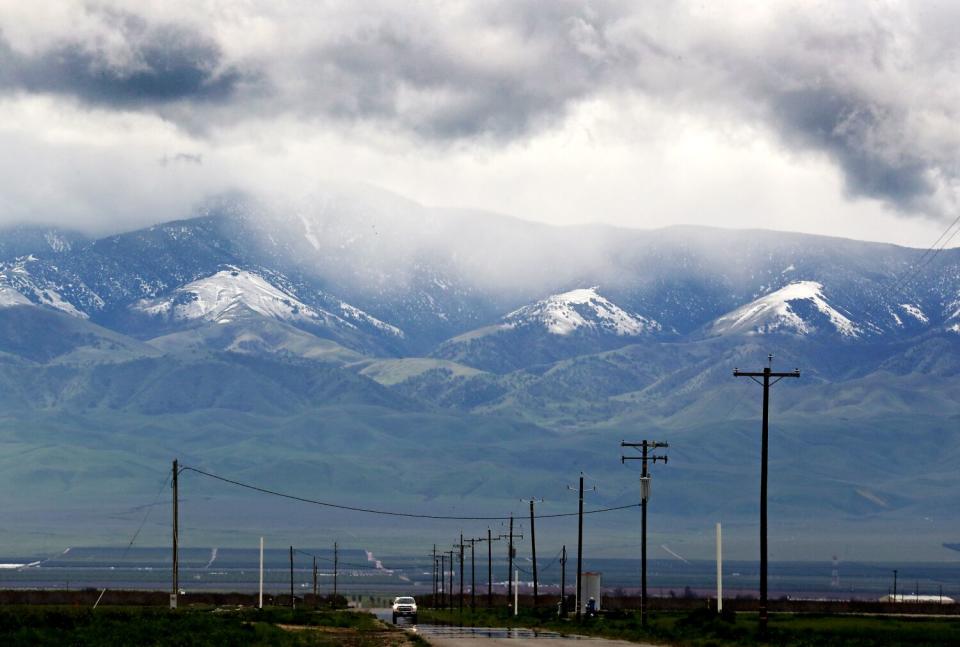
[0,606,413,647]
[419,607,960,646]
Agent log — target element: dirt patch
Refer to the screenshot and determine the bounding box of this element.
[275,622,418,646]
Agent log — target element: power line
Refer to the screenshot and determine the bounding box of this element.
[95,469,172,610]
[882,211,960,303]
[516,546,564,576]
[292,549,381,571]
[123,471,172,557]
[180,466,639,521]
[292,548,400,572]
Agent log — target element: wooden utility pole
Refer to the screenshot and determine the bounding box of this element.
[289,546,295,609]
[486,528,499,608]
[508,517,514,602]
[333,541,339,603]
[523,498,543,604]
[439,553,445,608]
[734,355,800,635]
[498,517,522,607]
[445,550,455,611]
[622,440,669,626]
[432,544,438,607]
[577,475,584,619]
[312,556,318,607]
[560,545,567,614]
[468,539,477,611]
[458,534,465,614]
[171,459,179,610]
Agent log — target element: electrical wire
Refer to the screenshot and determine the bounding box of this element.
[292,548,383,571]
[122,471,172,558]
[515,546,565,576]
[181,465,640,521]
[95,469,172,609]
[882,211,960,303]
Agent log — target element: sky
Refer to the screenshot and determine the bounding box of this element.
[0,1,958,247]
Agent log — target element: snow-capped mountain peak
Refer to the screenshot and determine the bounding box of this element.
[131,268,405,350]
[709,280,861,338]
[134,268,320,325]
[504,287,661,336]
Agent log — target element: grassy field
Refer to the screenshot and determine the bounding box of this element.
[0,606,419,646]
[419,607,960,646]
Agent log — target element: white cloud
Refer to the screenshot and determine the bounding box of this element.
[0,0,956,247]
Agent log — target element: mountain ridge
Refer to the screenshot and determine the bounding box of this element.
[0,190,959,558]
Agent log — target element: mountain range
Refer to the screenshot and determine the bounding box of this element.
[1,186,958,561]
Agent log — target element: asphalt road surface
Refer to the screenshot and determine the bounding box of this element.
[372,609,656,646]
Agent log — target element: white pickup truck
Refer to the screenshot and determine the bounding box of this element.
[391,596,418,624]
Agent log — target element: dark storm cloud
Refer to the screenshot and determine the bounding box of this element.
[768,87,934,211]
[0,12,243,107]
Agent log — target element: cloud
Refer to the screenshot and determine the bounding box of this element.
[159,152,203,166]
[0,8,244,108]
[0,0,957,238]
[767,87,936,211]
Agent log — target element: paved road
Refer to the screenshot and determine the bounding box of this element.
[371,610,656,646]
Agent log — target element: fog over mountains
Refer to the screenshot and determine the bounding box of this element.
[1,186,958,560]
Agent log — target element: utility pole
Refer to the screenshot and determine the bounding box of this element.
[171,459,179,610]
[313,556,318,607]
[460,538,476,611]
[486,528,501,608]
[498,517,522,608]
[576,474,584,620]
[560,545,567,614]
[432,544,438,608]
[508,517,514,603]
[566,474,594,620]
[456,534,465,614]
[333,541,339,604]
[445,550,455,611]
[289,546,295,609]
[439,554,445,608]
[622,440,669,627]
[469,539,477,611]
[436,555,442,608]
[522,498,543,604]
[893,569,898,600]
[487,529,493,607]
[734,354,800,635]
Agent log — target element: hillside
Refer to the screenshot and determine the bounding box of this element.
[0,189,958,560]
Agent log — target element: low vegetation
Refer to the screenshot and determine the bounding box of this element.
[419,606,960,646]
[0,606,413,646]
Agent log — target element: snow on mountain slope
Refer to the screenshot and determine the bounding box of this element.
[337,301,404,338]
[946,294,960,334]
[708,281,861,338]
[503,287,661,336]
[132,267,403,339]
[0,257,99,319]
[133,268,329,324]
[899,303,929,324]
[135,269,318,323]
[0,286,32,307]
